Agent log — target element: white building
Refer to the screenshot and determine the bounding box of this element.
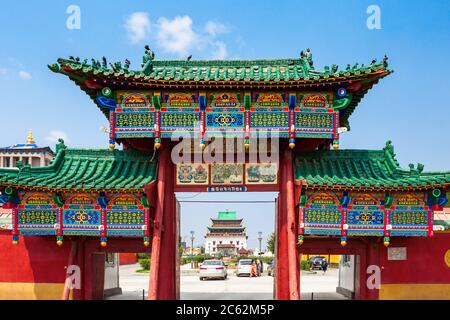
[204,210,248,257]
[0,130,54,168]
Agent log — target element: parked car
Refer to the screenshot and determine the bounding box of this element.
[199,260,228,280]
[236,259,253,277]
[267,261,275,277]
[310,256,327,270]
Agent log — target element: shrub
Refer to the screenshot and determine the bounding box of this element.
[139,258,150,271]
[301,260,310,271]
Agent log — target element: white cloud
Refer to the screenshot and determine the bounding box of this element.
[18,70,32,80]
[124,13,231,59]
[212,41,227,60]
[45,130,70,146]
[157,16,198,56]
[125,12,151,43]
[204,21,229,37]
[0,68,7,76]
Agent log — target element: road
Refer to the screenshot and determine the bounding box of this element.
[107,264,347,300]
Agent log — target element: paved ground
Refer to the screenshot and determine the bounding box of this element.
[107,264,347,300]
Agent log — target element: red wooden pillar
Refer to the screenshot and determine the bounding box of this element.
[148,146,178,300]
[275,147,300,299]
[365,238,381,300]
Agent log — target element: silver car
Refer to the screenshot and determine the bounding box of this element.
[199,260,228,280]
[236,259,253,277]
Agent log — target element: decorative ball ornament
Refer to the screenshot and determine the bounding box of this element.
[5,186,13,195]
[444,249,450,268]
[244,139,250,150]
[57,240,63,246]
[383,236,390,247]
[297,235,304,246]
[100,241,107,247]
[154,138,161,150]
[432,189,441,198]
[144,241,150,247]
[199,140,206,151]
[102,87,112,97]
[337,87,347,98]
[340,240,347,247]
[109,143,116,150]
[289,138,295,149]
[333,140,340,150]
[12,240,19,245]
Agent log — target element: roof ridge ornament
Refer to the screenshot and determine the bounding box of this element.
[56,138,67,153]
[27,129,35,144]
[408,163,424,176]
[142,45,155,75]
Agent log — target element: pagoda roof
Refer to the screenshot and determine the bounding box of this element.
[211,218,243,223]
[0,141,157,192]
[48,54,392,128]
[50,57,391,86]
[207,226,246,231]
[294,141,450,191]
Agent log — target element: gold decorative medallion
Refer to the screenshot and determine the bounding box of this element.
[445,249,450,268]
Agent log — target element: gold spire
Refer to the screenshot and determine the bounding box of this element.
[27,129,35,144]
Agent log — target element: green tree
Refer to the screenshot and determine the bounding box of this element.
[267,232,275,254]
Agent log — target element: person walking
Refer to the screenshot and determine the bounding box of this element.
[258,259,264,276]
[250,260,257,277]
[321,258,328,275]
[256,260,261,277]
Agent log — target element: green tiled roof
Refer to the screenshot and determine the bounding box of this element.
[0,146,157,192]
[217,211,237,220]
[51,57,391,85]
[294,141,450,190]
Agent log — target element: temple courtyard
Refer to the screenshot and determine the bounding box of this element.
[107,264,347,300]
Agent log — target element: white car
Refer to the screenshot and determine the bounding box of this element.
[199,260,228,280]
[236,259,253,277]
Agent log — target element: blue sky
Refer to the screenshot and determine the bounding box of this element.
[1,1,449,248]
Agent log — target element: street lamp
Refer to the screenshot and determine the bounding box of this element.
[190,230,195,268]
[258,232,263,256]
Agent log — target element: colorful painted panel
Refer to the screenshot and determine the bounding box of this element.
[18,209,57,235]
[107,194,145,237]
[106,210,144,237]
[298,92,332,109]
[211,164,244,185]
[245,163,278,184]
[63,194,100,236]
[390,192,429,237]
[206,113,244,128]
[0,208,12,230]
[250,112,289,128]
[166,93,195,108]
[303,191,342,236]
[176,164,209,185]
[117,92,152,111]
[347,193,384,236]
[295,113,333,128]
[210,93,240,108]
[161,112,199,129]
[18,192,57,235]
[253,93,286,108]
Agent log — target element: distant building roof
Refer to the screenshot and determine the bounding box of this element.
[0,130,53,154]
[217,210,237,220]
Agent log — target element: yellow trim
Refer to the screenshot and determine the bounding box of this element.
[0,283,72,300]
[301,254,341,264]
[380,284,450,300]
